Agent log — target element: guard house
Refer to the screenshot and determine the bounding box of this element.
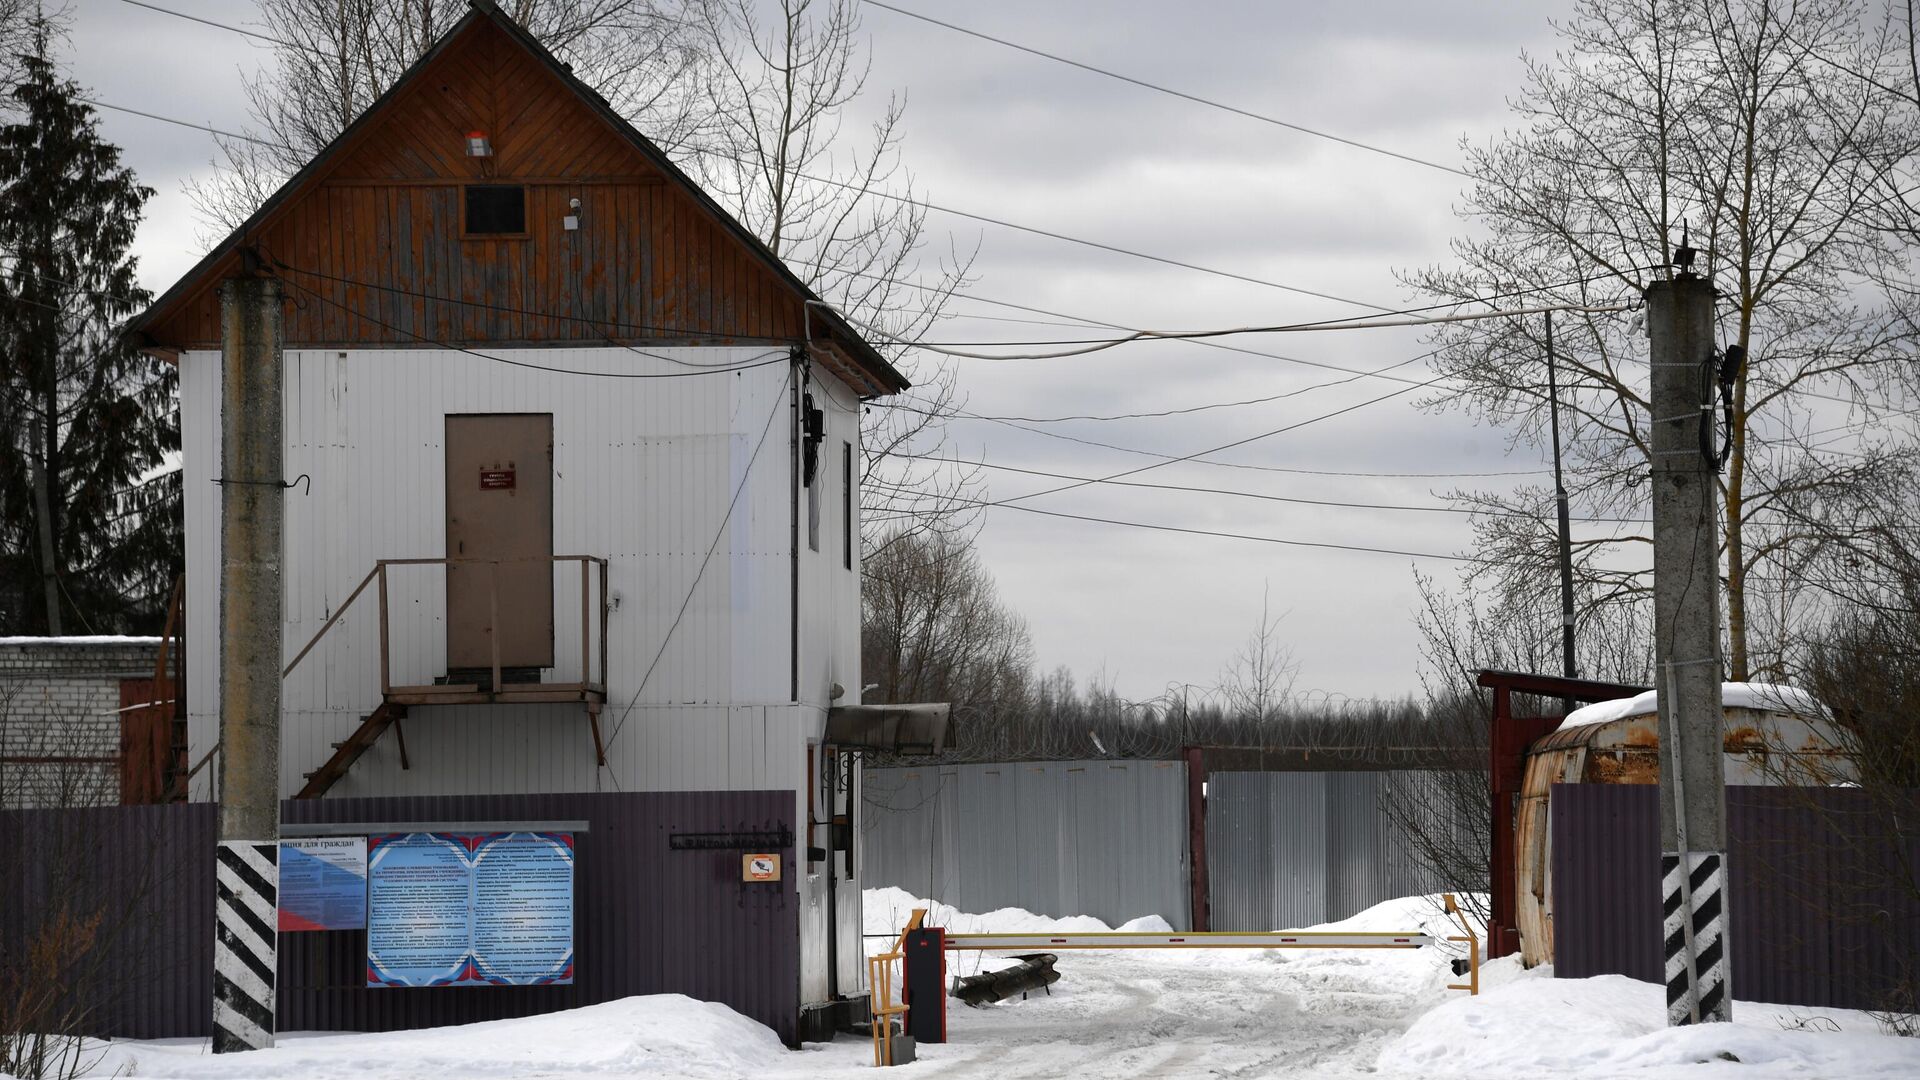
[127,0,937,1044]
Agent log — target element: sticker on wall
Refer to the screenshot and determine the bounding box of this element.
[279,836,368,931]
[366,831,574,987]
[742,852,782,882]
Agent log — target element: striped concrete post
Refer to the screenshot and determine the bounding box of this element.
[213,842,278,1051]
[214,273,284,1052]
[1647,272,1731,1025]
[1662,852,1729,1025]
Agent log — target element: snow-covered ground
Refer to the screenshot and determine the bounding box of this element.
[28,891,1919,1079]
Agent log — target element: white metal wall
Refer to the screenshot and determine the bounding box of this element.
[180,345,859,802]
[792,363,866,1004]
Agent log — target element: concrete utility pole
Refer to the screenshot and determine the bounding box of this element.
[1645,269,1730,1026]
[212,273,285,1053]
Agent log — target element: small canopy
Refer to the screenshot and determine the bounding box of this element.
[824,703,950,755]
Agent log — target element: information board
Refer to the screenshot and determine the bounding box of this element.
[366,832,574,987]
[279,837,368,931]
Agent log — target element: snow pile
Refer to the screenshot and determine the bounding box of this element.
[863,885,1164,945]
[1380,969,1920,1077]
[1560,682,1822,731]
[72,995,788,1079]
[1292,892,1485,940]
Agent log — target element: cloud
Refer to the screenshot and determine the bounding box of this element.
[82,0,1581,701]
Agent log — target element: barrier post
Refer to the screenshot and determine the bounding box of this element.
[1443,893,1480,996]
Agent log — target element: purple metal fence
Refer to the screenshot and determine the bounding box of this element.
[1551,784,1920,1012]
[2,791,801,1044]
[0,802,217,1039]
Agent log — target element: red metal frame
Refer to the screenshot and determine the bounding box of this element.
[1185,747,1209,932]
[1476,670,1649,960]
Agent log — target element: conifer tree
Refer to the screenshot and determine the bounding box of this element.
[0,23,176,634]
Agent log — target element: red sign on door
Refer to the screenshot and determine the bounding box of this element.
[479,468,516,490]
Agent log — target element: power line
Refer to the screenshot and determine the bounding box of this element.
[75,90,1395,313]
[279,273,794,379]
[857,0,1473,179]
[863,477,1475,562]
[892,451,1652,523]
[274,260,803,363]
[125,0,1474,186]
[848,301,1635,360]
[910,400,1551,478]
[986,374,1447,507]
[912,352,1435,423]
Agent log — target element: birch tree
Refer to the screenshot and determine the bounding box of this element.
[1408,0,1920,680]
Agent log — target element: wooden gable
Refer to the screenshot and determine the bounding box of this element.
[134,5,901,396]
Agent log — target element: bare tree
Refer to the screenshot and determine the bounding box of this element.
[861,529,1032,731]
[187,0,711,234]
[1407,0,1920,681]
[1216,583,1298,723]
[686,0,979,553]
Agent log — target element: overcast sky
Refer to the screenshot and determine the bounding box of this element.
[67,0,1584,704]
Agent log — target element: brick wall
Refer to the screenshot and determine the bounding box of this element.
[0,638,161,809]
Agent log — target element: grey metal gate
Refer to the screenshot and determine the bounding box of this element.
[1206,771,1449,930]
[863,760,1190,930]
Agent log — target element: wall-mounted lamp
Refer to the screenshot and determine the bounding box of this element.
[564,196,581,232]
[466,130,493,157]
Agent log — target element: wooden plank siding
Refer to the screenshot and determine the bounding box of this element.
[141,19,810,355]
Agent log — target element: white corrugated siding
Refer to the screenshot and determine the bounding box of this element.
[180,345,859,802]
[791,363,868,1002]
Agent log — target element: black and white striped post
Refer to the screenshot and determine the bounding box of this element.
[214,842,278,1050]
[1646,266,1732,1025]
[213,273,286,1052]
[1662,851,1728,1024]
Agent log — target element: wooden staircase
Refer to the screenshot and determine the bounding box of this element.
[296,701,409,799]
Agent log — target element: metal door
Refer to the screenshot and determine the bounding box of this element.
[445,413,553,671]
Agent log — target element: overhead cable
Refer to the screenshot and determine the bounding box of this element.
[857,0,1473,179]
[863,478,1474,562]
[75,91,1394,313]
[892,451,1653,523]
[847,301,1637,360]
[985,375,1446,507]
[280,274,793,378]
[898,402,1551,478]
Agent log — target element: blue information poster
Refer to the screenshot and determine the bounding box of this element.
[279,837,368,931]
[366,832,574,987]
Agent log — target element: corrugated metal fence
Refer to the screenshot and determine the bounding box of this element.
[863,764,1464,933]
[1205,771,1454,930]
[1,790,802,1043]
[1552,784,1920,1012]
[863,760,1191,929]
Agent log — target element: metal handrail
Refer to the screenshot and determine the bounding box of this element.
[283,555,610,694]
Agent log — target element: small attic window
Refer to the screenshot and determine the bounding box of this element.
[465,185,526,236]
